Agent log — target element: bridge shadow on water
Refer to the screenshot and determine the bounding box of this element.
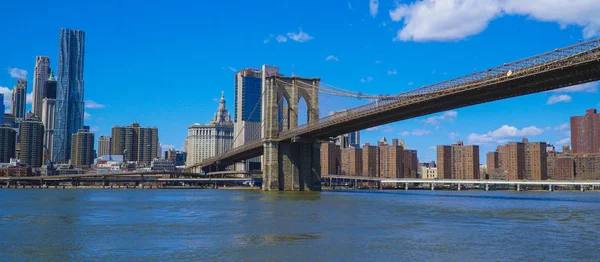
[329,190,600,204]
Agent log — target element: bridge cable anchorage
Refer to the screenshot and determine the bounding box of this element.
[191,38,600,172]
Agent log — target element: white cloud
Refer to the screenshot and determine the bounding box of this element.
[382,126,394,133]
[400,131,410,136]
[429,146,437,150]
[325,55,339,62]
[8,67,27,79]
[448,132,460,140]
[369,0,379,17]
[85,100,105,109]
[227,66,237,72]
[360,76,373,83]
[26,93,32,104]
[387,69,398,76]
[263,38,270,44]
[468,125,544,144]
[408,81,414,86]
[90,126,100,133]
[374,60,382,64]
[287,29,313,42]
[389,0,600,42]
[348,2,353,9]
[366,126,379,131]
[551,82,598,93]
[276,35,288,43]
[424,110,458,125]
[412,129,431,136]
[84,112,91,119]
[547,94,572,104]
[556,137,571,147]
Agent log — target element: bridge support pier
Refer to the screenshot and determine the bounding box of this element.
[405,183,408,191]
[517,184,520,192]
[263,140,321,191]
[485,184,489,191]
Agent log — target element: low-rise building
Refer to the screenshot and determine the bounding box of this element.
[151,159,176,172]
[422,167,438,179]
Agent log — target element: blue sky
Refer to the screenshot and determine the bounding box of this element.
[1,0,600,163]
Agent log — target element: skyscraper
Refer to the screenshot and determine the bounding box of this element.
[379,138,405,178]
[571,109,600,154]
[11,79,27,122]
[233,68,265,171]
[341,147,362,176]
[0,125,17,162]
[186,92,234,168]
[19,119,45,167]
[42,98,56,161]
[97,136,112,157]
[71,129,95,168]
[33,56,51,117]
[44,70,57,99]
[53,28,85,162]
[362,142,379,177]
[111,123,159,165]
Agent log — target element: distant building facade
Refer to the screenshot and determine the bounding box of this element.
[571,109,600,154]
[32,56,51,117]
[19,119,45,168]
[362,142,379,177]
[437,141,480,179]
[379,138,405,178]
[111,123,159,165]
[71,129,95,168]
[186,92,234,168]
[341,147,362,176]
[97,136,112,157]
[42,98,56,161]
[11,79,27,122]
[164,149,186,166]
[0,125,17,162]
[320,142,340,175]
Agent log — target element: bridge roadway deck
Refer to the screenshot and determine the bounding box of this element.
[322,175,600,186]
[189,38,600,170]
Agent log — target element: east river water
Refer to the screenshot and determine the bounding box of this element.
[1,189,599,261]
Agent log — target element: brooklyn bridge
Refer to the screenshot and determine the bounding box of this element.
[181,38,600,191]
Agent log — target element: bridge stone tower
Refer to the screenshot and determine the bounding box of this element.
[262,76,321,191]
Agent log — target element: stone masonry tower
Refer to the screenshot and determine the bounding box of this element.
[262,75,321,191]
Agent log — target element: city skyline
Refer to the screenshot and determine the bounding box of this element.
[2,1,600,164]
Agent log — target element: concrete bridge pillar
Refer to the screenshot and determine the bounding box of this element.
[485,184,489,191]
[405,183,408,190]
[517,184,520,192]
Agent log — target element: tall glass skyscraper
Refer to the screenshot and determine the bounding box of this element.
[53,28,85,162]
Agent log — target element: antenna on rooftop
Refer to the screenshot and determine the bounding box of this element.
[292,64,295,77]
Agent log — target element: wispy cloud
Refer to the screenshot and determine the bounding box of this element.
[374,60,382,64]
[423,111,457,125]
[227,66,237,72]
[360,76,373,83]
[366,126,379,131]
[547,94,572,104]
[287,28,313,42]
[387,69,398,76]
[348,2,353,9]
[1,85,33,108]
[408,81,414,86]
[555,137,571,147]
[412,129,431,136]
[90,126,100,133]
[400,131,410,136]
[448,132,460,140]
[85,100,105,109]
[325,55,339,62]
[276,35,288,43]
[369,0,379,17]
[84,112,91,119]
[8,67,27,79]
